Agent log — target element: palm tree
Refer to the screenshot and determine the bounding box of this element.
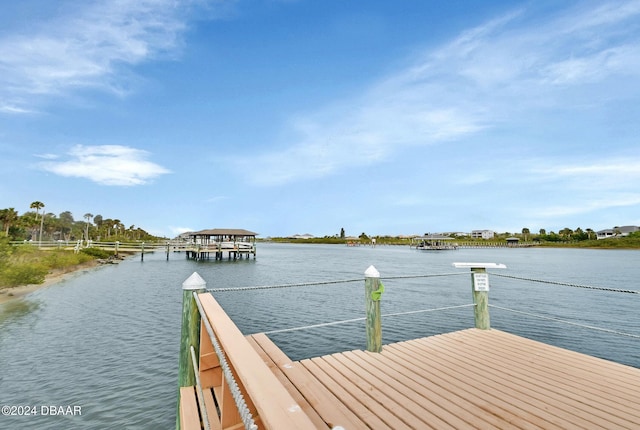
[1,208,19,236]
[59,211,74,241]
[92,215,103,240]
[586,228,594,240]
[30,201,44,221]
[37,203,45,245]
[83,213,94,241]
[521,228,530,241]
[113,219,122,238]
[560,228,573,239]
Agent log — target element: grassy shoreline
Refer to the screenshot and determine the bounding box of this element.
[0,259,102,304]
[2,238,638,304]
[0,242,136,304]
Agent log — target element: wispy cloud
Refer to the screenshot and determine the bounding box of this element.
[0,104,38,114]
[535,194,640,219]
[170,226,196,236]
[533,157,640,189]
[520,156,640,223]
[39,144,170,186]
[235,1,640,186]
[0,0,212,110]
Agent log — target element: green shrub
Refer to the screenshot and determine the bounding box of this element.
[43,250,92,269]
[0,263,48,287]
[80,247,113,259]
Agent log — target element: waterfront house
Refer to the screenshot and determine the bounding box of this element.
[596,225,639,239]
[471,229,495,239]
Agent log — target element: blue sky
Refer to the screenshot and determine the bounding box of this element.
[1,0,639,238]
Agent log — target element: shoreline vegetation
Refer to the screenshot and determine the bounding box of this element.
[0,240,135,305]
[2,204,638,304]
[0,259,101,305]
[1,203,169,304]
[266,234,640,249]
[2,235,639,305]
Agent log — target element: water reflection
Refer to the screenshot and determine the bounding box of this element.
[0,298,41,326]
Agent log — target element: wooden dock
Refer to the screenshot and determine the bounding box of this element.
[249,329,640,429]
[184,229,257,261]
[178,290,640,430]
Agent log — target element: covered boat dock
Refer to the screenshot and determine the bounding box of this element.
[411,234,458,250]
[185,228,257,260]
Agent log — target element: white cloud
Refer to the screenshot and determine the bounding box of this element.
[34,153,59,160]
[533,158,640,189]
[170,226,195,236]
[234,1,640,186]
[39,144,170,186]
[0,104,37,114]
[0,0,212,110]
[519,157,640,223]
[536,194,640,219]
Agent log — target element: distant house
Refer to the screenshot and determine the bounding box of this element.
[471,230,495,239]
[596,226,639,239]
[449,232,468,237]
[290,233,315,240]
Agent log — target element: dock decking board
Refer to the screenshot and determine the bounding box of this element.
[248,333,366,429]
[247,328,640,430]
[433,330,640,422]
[396,337,611,429]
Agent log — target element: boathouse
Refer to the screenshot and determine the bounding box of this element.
[411,234,458,250]
[185,229,257,260]
[506,236,520,246]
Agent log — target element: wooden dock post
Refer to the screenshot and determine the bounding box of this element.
[141,242,144,261]
[365,265,383,352]
[471,267,490,329]
[176,272,207,429]
[453,262,506,330]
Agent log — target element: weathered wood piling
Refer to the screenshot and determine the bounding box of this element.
[176,272,207,430]
[364,265,383,352]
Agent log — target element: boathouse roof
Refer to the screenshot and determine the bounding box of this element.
[189,229,258,237]
[414,233,455,240]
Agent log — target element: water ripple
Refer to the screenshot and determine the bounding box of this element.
[0,245,638,428]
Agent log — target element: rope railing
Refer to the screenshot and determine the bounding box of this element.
[207,272,467,293]
[492,273,639,294]
[382,272,468,280]
[207,278,361,292]
[206,270,636,358]
[262,303,476,335]
[489,304,640,339]
[192,292,258,430]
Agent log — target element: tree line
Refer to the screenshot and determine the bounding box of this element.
[0,201,166,242]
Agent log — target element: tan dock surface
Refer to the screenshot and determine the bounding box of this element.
[248,328,640,429]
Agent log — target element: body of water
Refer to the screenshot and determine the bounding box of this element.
[1,243,638,429]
